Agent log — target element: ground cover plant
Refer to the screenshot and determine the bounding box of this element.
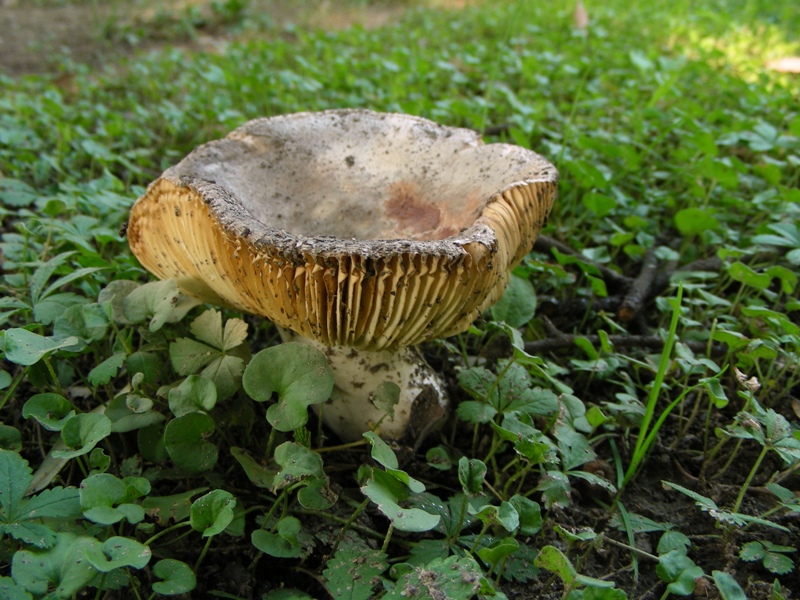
[1,0,799,598]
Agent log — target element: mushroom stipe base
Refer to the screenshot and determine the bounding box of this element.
[279,329,448,444]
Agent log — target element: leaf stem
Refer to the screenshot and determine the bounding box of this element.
[381,523,394,553]
[710,438,744,481]
[331,497,370,555]
[143,520,193,547]
[732,445,769,514]
[260,489,289,531]
[469,522,491,554]
[313,439,368,453]
[193,535,214,572]
[43,356,67,398]
[264,426,277,459]
[0,369,24,412]
[293,508,385,543]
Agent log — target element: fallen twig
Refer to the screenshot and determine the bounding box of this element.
[618,246,659,323]
[524,334,722,356]
[481,123,512,136]
[524,326,725,357]
[538,295,623,317]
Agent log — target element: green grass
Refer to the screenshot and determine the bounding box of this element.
[1,0,799,598]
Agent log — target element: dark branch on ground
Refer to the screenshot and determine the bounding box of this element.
[525,316,726,356]
[618,246,659,323]
[524,331,724,356]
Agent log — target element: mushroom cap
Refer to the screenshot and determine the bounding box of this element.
[128,109,557,351]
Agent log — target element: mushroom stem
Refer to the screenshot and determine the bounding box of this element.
[278,328,448,444]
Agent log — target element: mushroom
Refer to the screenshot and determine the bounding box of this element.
[127,109,557,443]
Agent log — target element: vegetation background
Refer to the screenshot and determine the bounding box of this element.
[0,1,799,599]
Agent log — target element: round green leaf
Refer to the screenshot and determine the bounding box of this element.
[22,394,75,432]
[80,473,148,525]
[297,479,337,510]
[476,536,520,566]
[98,280,140,325]
[727,261,771,291]
[674,207,719,236]
[490,274,537,328]
[0,576,31,600]
[53,302,108,343]
[190,490,236,537]
[458,457,487,496]
[53,413,112,459]
[387,555,482,599]
[534,545,577,586]
[370,381,400,418]
[122,279,198,332]
[231,446,276,489]
[242,342,333,432]
[425,446,452,471]
[0,425,22,452]
[509,495,542,536]
[88,448,110,474]
[0,369,11,390]
[494,500,528,534]
[361,470,439,533]
[657,531,691,556]
[168,375,218,417]
[11,549,53,596]
[152,559,197,595]
[581,191,616,218]
[1,329,80,366]
[138,422,169,463]
[164,413,218,473]
[105,394,165,433]
[472,501,519,532]
[84,536,151,572]
[126,350,167,384]
[251,517,302,558]
[273,442,325,490]
[364,431,399,470]
[657,550,703,592]
[12,533,99,598]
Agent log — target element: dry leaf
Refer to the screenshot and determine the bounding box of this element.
[734,367,761,392]
[574,1,589,33]
[767,57,800,73]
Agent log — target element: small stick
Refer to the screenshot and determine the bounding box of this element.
[603,536,659,561]
[677,256,723,273]
[481,123,512,136]
[618,247,659,323]
[538,295,623,318]
[524,333,725,356]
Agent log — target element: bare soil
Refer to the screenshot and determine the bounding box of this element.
[0,0,408,76]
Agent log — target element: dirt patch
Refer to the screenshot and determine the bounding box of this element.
[0,0,411,76]
[0,3,110,74]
